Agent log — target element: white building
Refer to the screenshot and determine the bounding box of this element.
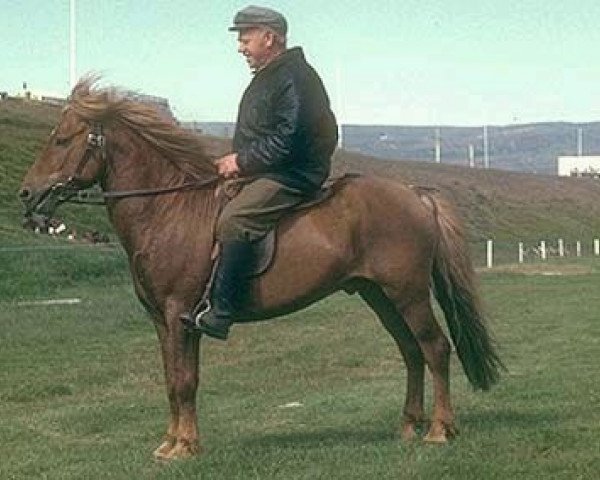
[557,156,600,177]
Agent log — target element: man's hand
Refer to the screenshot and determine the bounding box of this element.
[214,153,240,179]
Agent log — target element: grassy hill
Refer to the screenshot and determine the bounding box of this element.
[331,151,600,244]
[3,98,600,249]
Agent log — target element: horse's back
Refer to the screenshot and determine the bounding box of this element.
[320,174,437,236]
[275,174,438,280]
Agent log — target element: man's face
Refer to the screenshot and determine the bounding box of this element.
[237,27,273,71]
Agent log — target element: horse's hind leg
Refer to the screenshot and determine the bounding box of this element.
[358,281,426,440]
[399,296,456,443]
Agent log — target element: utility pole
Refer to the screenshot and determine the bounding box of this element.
[70,0,77,90]
[483,125,489,168]
[577,127,583,156]
[434,127,441,163]
[335,62,344,149]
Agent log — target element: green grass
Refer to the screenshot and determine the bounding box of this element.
[1,254,599,479]
[0,242,129,300]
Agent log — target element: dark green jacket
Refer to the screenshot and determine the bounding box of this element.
[234,47,338,192]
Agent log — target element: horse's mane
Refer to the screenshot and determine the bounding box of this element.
[68,75,223,179]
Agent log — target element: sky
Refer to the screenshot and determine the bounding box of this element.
[2,0,600,126]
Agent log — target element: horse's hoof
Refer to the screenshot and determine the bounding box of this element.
[399,415,427,441]
[399,421,424,441]
[153,436,176,460]
[163,439,202,460]
[423,431,448,444]
[400,425,419,441]
[423,421,458,444]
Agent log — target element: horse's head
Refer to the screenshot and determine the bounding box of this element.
[20,76,226,229]
[19,103,107,228]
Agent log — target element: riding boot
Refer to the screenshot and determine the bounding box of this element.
[180,239,255,340]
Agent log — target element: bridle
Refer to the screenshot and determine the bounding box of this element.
[43,121,219,208]
[68,121,107,187]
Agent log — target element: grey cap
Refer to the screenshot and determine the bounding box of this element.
[228,5,288,35]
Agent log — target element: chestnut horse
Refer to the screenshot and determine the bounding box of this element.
[20,78,502,460]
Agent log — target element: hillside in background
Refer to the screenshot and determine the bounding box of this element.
[342,123,600,174]
[330,151,600,244]
[194,121,600,175]
[3,98,600,247]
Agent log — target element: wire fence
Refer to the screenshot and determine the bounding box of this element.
[471,237,600,268]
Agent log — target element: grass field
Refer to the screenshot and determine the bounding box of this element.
[1,247,599,479]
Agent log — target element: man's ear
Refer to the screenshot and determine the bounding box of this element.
[263,30,275,48]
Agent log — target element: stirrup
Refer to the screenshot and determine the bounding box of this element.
[192,299,212,328]
[180,299,211,332]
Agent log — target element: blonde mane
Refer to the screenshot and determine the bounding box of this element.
[68,76,223,179]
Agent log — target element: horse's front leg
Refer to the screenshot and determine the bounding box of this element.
[153,306,202,460]
[152,320,179,459]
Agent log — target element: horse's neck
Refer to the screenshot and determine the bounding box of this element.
[103,130,218,254]
[103,130,181,195]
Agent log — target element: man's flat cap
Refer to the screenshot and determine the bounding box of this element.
[228,5,288,35]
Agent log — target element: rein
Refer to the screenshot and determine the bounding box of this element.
[66,177,220,205]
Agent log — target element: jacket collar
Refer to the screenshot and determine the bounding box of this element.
[254,47,304,76]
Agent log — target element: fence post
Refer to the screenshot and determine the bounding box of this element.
[487,239,493,268]
[595,239,600,256]
[518,242,524,264]
[558,239,564,257]
[577,241,582,257]
[540,241,547,260]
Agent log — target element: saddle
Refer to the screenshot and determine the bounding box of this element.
[212,173,359,278]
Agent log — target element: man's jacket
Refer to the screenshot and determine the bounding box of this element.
[233,47,339,192]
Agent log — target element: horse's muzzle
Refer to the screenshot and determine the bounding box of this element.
[19,185,58,227]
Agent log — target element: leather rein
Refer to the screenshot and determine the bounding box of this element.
[53,122,219,206]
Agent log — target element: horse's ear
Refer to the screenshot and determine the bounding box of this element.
[199,135,233,160]
[71,73,102,99]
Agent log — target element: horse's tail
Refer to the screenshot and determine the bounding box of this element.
[421,190,504,391]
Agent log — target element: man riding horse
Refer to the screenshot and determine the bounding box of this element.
[180,6,339,339]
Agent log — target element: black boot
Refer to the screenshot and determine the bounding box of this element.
[180,240,255,340]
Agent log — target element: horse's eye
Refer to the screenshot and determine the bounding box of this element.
[55,137,71,147]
